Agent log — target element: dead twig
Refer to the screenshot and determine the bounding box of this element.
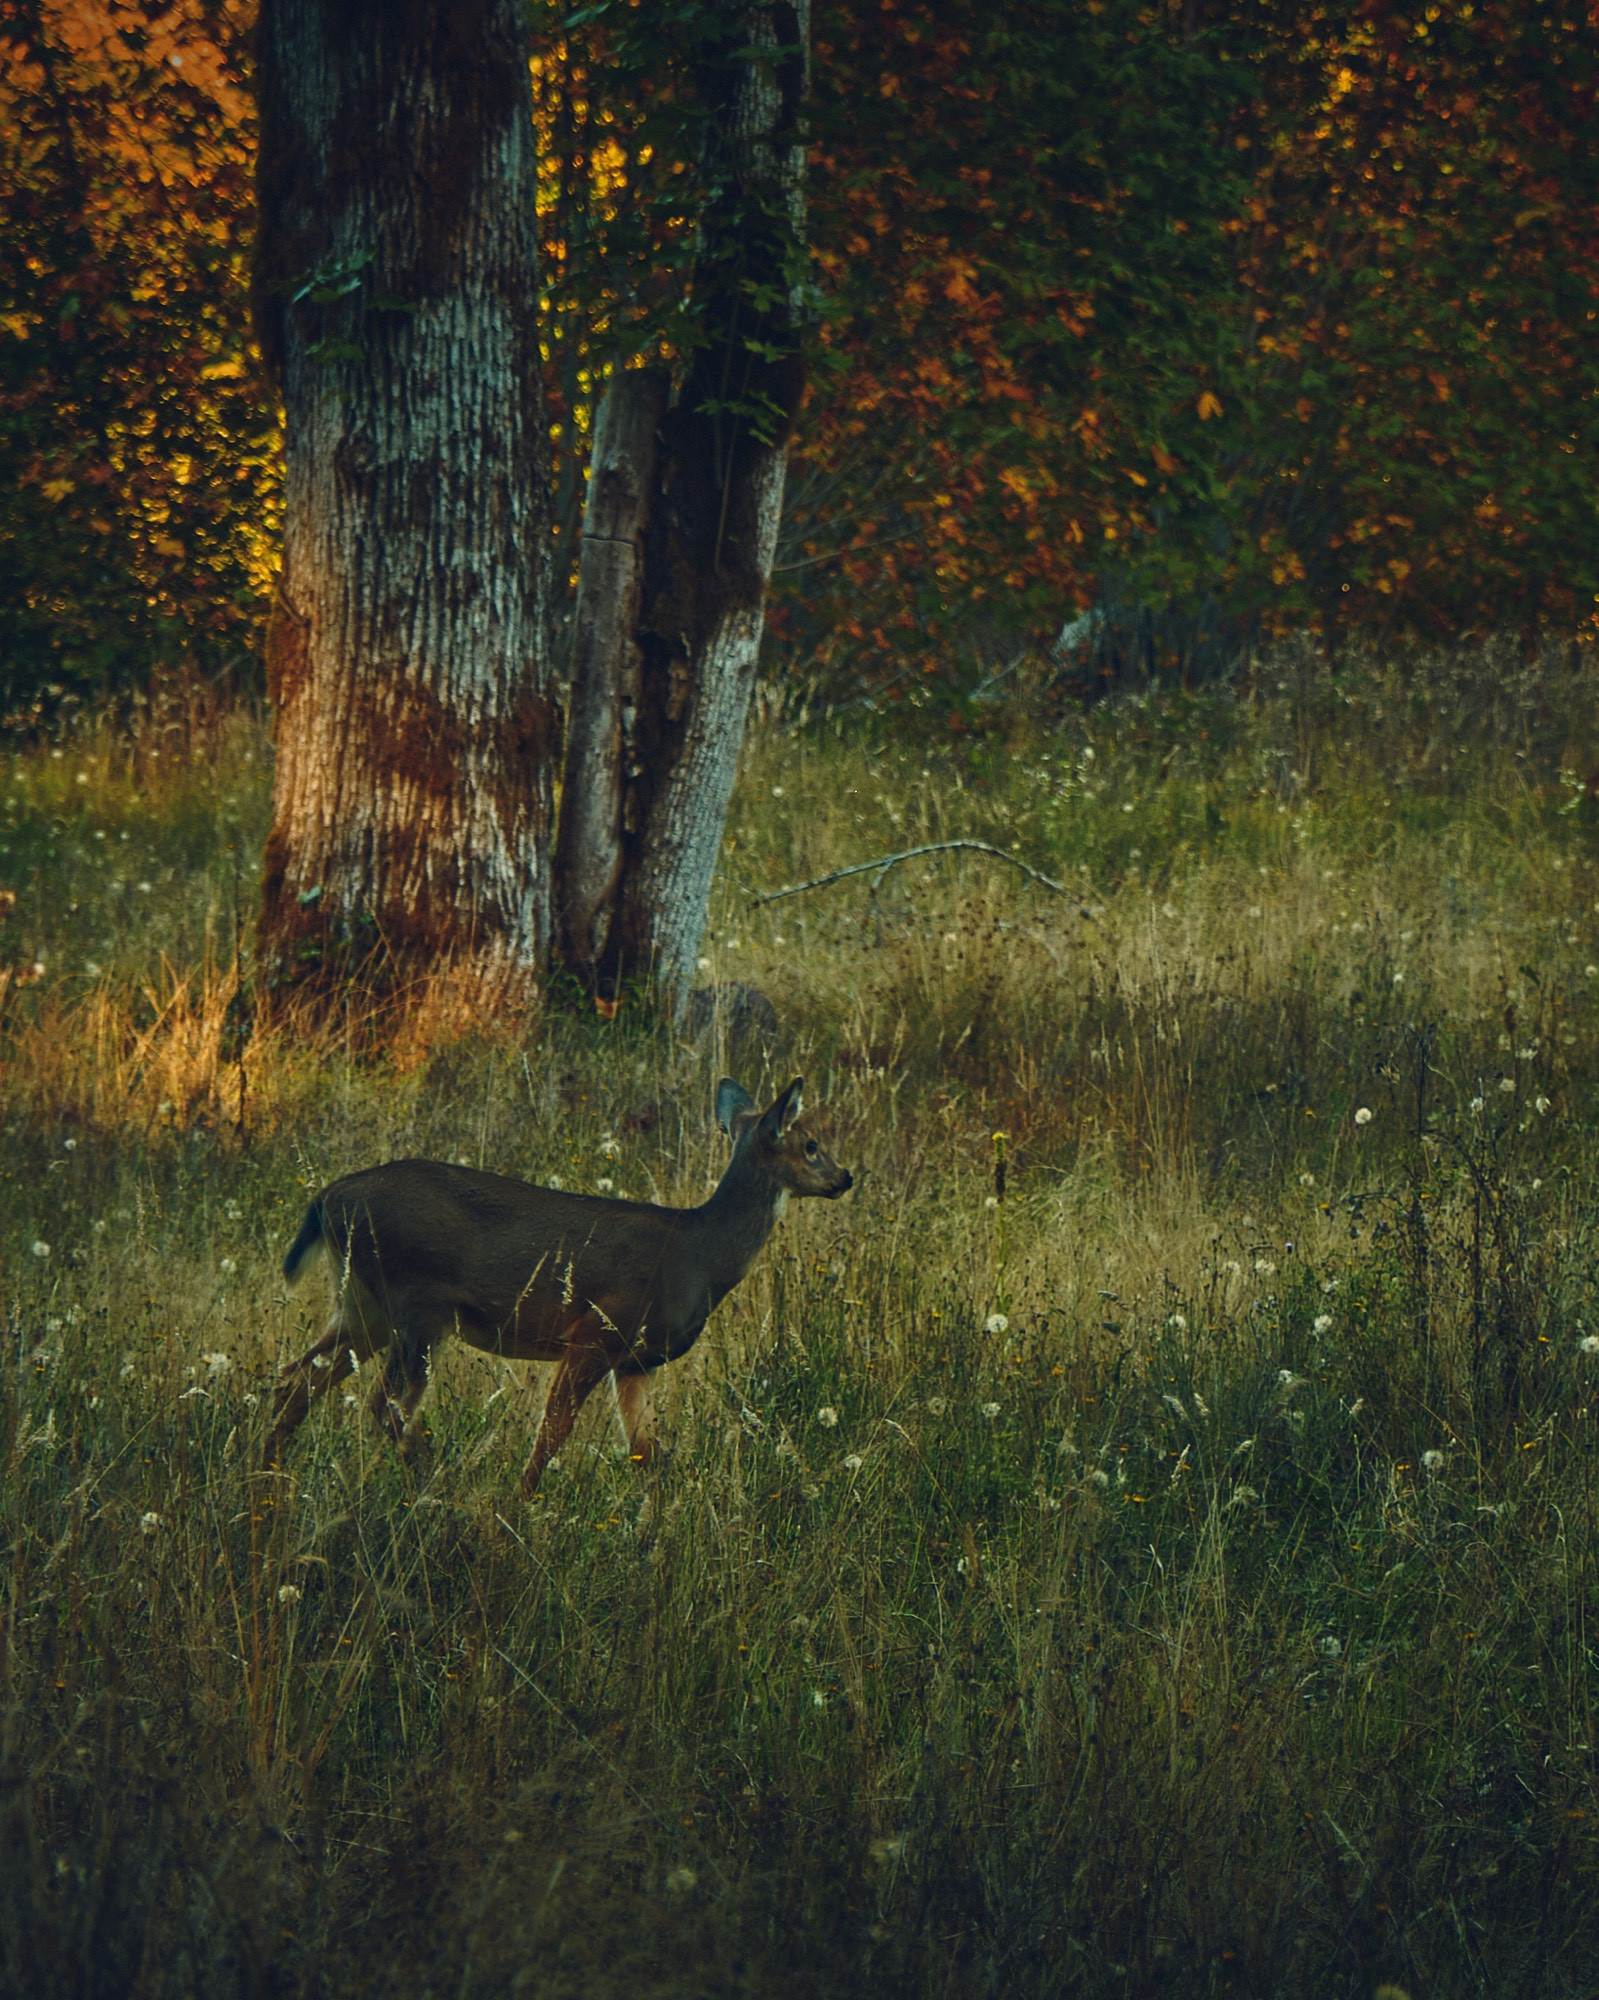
[751,840,1077,907]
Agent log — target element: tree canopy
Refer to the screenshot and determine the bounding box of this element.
[2,0,1595,724]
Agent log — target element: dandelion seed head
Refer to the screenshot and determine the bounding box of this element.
[1421,1449,1445,1472]
[980,1401,1002,1420]
[203,1351,232,1379]
[30,1240,50,1259]
[925,1396,948,1418]
[843,1453,863,1472]
[1166,1312,1188,1332]
[984,1312,1009,1335]
[595,1177,616,1195]
[666,1866,698,1895]
[277,1583,302,1605]
[1353,1106,1373,1127]
[1313,1313,1334,1335]
[816,1406,839,1428]
[139,1511,161,1536]
[1579,1335,1599,1357]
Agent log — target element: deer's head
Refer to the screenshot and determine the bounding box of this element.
[716,1076,853,1199]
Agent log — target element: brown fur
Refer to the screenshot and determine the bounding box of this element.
[263,1077,851,1493]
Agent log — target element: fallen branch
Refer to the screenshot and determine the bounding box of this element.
[751,839,1076,907]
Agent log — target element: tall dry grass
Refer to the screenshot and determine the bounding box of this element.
[4,639,1599,1997]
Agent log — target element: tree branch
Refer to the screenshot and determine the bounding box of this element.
[751,839,1076,906]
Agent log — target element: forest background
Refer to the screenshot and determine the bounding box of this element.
[3,0,1596,723]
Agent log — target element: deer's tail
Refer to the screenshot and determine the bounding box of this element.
[282,1197,327,1285]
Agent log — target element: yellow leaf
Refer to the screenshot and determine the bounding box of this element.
[41,479,75,503]
[1196,392,1223,421]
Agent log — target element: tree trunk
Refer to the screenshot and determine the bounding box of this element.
[553,369,667,986]
[253,0,554,1021]
[554,2,809,1018]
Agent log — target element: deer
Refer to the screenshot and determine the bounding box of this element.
[262,1076,852,1494]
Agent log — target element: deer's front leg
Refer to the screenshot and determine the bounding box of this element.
[613,1368,663,1471]
[521,1326,615,1497]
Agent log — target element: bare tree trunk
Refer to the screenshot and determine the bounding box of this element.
[253,0,554,1020]
[555,1,809,1018]
[553,370,667,985]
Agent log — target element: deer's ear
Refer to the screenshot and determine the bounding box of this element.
[715,1078,757,1135]
[760,1076,805,1139]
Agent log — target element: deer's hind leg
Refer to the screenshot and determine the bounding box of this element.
[263,1292,382,1468]
[367,1287,457,1459]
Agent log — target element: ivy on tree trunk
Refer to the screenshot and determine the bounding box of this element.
[253,0,554,1018]
[554,1,811,1019]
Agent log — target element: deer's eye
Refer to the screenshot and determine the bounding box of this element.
[804,1139,819,1158]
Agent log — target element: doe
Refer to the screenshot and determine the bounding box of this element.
[263,1077,852,1493]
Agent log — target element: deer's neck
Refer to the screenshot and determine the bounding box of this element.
[696,1154,788,1297]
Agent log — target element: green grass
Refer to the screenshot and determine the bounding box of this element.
[5,640,1599,1997]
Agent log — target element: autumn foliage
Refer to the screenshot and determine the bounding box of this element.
[0,0,273,719]
[1,0,1595,719]
[787,0,1599,688]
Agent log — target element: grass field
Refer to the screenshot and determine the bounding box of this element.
[5,641,1599,1997]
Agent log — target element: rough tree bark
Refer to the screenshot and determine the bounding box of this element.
[553,2,810,1017]
[253,0,554,1018]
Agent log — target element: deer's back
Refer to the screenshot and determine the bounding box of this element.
[321,1159,706,1344]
